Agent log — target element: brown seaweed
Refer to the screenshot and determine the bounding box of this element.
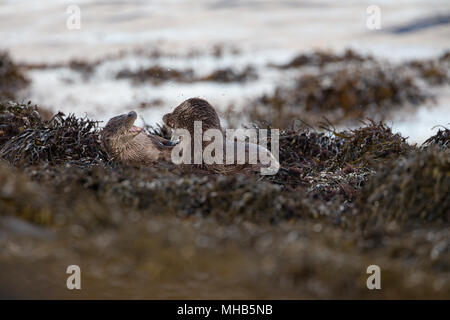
[0,106,107,167]
[0,52,30,101]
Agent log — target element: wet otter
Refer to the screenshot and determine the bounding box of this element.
[101,111,175,166]
[163,98,222,136]
[163,98,279,175]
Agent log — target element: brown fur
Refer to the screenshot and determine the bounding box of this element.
[101,111,174,166]
[163,98,222,135]
[163,98,278,175]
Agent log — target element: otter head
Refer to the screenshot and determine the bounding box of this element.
[163,98,222,135]
[101,111,142,155]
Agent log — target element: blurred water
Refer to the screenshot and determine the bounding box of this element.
[0,0,449,142]
[1,0,448,61]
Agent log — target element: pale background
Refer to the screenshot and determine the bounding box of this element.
[1,0,449,142]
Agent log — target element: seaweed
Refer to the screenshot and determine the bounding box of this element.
[0,103,418,207]
[0,104,107,167]
[356,147,450,229]
[0,101,449,299]
[222,50,450,129]
[0,162,54,225]
[23,165,313,226]
[407,51,450,85]
[239,65,428,128]
[0,51,30,101]
[0,46,449,299]
[327,120,414,169]
[421,126,450,151]
[409,61,448,85]
[20,56,116,79]
[116,66,195,85]
[116,65,258,85]
[261,120,412,201]
[0,101,42,147]
[199,66,258,83]
[274,49,370,69]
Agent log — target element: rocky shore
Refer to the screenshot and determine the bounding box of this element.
[0,99,448,298]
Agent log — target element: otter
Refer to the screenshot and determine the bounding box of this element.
[101,111,175,166]
[163,98,222,136]
[163,98,279,175]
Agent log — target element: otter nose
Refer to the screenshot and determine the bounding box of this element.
[127,111,137,118]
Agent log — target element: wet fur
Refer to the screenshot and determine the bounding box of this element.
[101,112,174,166]
[163,98,278,175]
